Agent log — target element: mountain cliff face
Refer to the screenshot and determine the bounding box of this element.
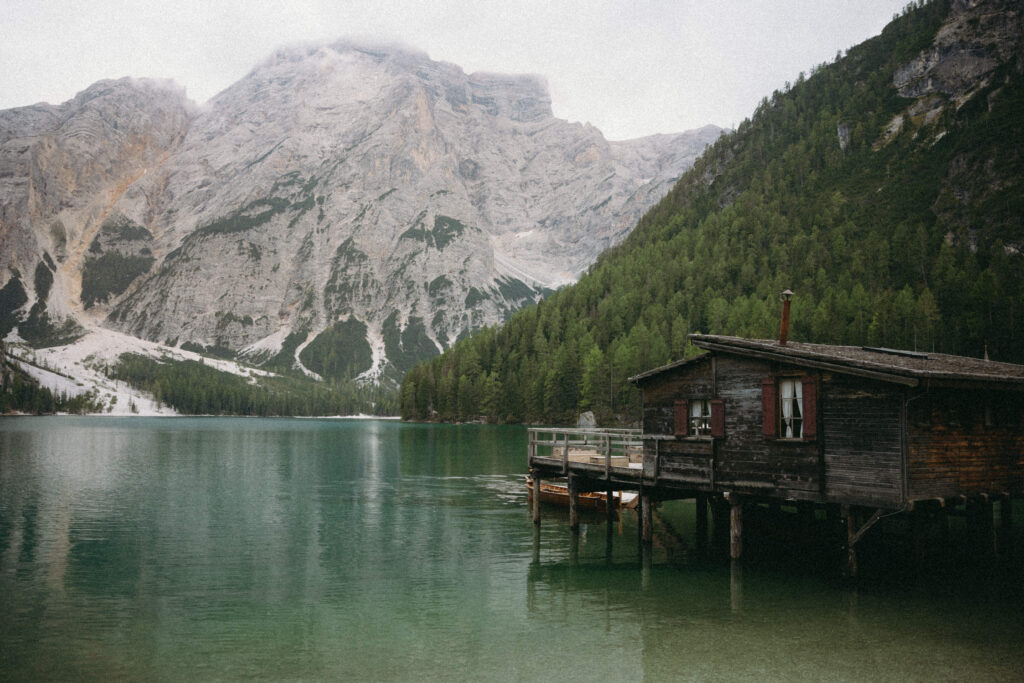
[0,41,721,382]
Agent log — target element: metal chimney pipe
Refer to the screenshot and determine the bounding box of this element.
[779,289,793,345]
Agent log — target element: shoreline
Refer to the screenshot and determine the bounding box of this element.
[1,412,403,419]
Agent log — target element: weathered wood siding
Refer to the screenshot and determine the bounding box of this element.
[907,393,1024,499]
[650,438,714,485]
[637,347,1024,508]
[716,356,819,499]
[641,357,712,436]
[821,375,903,507]
[640,355,821,500]
[640,358,715,488]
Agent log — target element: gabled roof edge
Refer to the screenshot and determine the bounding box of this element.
[692,339,920,387]
[629,352,710,385]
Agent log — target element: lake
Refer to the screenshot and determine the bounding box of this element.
[1,417,1022,680]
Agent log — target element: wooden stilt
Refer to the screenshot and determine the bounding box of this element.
[568,476,580,533]
[729,495,743,561]
[843,504,857,579]
[730,560,743,614]
[1001,498,1013,531]
[607,486,616,524]
[641,542,652,590]
[637,493,644,539]
[696,494,708,550]
[531,471,541,526]
[641,492,654,545]
[605,517,614,562]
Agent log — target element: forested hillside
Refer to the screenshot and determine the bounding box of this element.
[400,0,1024,425]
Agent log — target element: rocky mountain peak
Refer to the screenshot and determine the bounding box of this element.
[466,72,552,122]
[1,40,722,384]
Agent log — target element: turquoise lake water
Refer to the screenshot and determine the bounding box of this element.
[1,417,1022,681]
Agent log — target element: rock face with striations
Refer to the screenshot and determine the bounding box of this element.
[0,41,722,382]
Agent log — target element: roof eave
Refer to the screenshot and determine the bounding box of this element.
[691,339,921,387]
[629,352,710,385]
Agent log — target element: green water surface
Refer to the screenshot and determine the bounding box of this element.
[1,417,1022,681]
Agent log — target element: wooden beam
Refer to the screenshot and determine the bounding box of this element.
[849,508,886,548]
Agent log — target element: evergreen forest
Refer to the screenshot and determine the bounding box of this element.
[0,341,105,414]
[109,353,397,416]
[400,0,1024,425]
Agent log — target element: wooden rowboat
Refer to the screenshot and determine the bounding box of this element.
[525,476,638,511]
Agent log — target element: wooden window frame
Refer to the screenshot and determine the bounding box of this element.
[778,377,803,439]
[675,398,725,439]
[689,399,712,436]
[762,374,816,441]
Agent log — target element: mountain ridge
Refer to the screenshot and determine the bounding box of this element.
[0,41,722,385]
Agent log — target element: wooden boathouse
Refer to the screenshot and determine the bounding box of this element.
[528,333,1024,575]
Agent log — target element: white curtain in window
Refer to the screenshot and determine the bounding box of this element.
[781,381,793,437]
[781,380,802,438]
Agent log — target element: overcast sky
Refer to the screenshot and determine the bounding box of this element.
[1,0,913,140]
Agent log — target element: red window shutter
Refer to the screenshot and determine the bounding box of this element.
[762,378,776,438]
[801,375,817,439]
[673,399,688,437]
[710,399,725,437]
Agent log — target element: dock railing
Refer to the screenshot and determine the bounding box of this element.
[528,427,643,479]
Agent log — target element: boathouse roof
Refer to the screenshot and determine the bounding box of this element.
[630,334,1024,389]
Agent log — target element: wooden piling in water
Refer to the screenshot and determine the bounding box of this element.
[641,492,654,545]
[730,561,743,613]
[531,470,541,526]
[843,505,857,579]
[568,476,580,533]
[695,494,708,549]
[643,493,651,540]
[729,496,743,561]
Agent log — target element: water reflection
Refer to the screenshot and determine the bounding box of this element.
[1,418,1023,680]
